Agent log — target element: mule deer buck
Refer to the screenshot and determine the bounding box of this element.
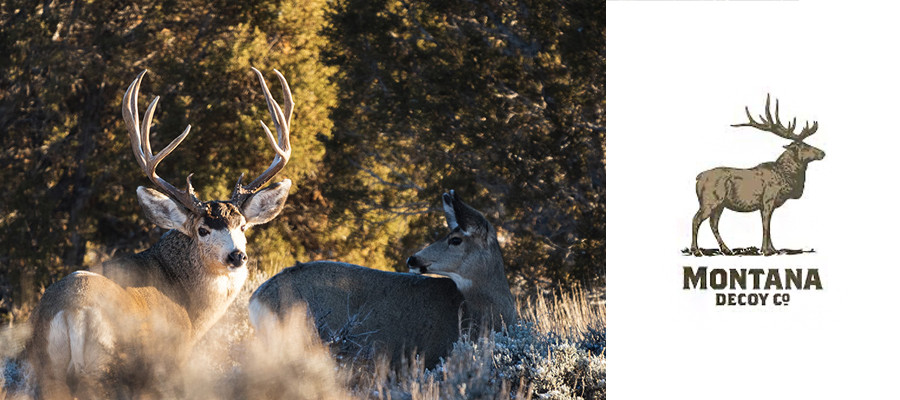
[249,190,516,368]
[691,94,824,256]
[24,68,294,398]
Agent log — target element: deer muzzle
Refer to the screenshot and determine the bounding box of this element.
[407,256,428,274]
[227,250,247,268]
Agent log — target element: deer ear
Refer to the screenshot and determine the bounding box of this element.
[443,192,459,230]
[137,186,192,235]
[447,190,490,239]
[242,179,292,227]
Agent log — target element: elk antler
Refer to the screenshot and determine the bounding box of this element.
[731,94,818,142]
[230,68,294,207]
[123,70,205,214]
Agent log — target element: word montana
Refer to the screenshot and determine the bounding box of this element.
[683,267,823,290]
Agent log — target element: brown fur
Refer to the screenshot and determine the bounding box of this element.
[27,271,192,398]
[201,201,244,230]
[691,141,825,255]
[26,180,289,397]
[24,68,295,398]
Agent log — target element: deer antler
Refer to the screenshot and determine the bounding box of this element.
[230,68,294,207]
[123,70,205,214]
[731,94,818,142]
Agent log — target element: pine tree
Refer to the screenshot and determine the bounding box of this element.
[0,0,336,314]
[320,0,605,287]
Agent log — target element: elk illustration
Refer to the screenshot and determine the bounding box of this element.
[24,68,294,398]
[249,191,516,368]
[691,95,825,256]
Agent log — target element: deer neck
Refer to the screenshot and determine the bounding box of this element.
[146,230,248,340]
[456,240,517,329]
[775,149,808,198]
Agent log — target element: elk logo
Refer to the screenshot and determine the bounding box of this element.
[688,95,824,256]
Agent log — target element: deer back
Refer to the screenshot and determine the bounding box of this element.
[250,261,465,367]
[27,271,193,398]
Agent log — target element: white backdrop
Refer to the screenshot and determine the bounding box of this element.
[609,1,900,398]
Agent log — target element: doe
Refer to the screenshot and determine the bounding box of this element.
[249,191,516,368]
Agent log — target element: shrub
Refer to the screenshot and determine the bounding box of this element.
[1,273,604,400]
[348,288,606,400]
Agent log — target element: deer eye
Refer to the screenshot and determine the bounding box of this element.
[449,237,463,246]
[198,227,210,237]
[241,224,248,232]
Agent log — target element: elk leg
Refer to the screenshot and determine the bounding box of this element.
[760,206,776,255]
[691,207,712,255]
[709,207,731,255]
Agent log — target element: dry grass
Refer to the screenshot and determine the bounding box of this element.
[518,285,605,340]
[180,270,351,399]
[1,267,605,400]
[319,283,606,400]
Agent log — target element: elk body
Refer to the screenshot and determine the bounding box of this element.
[25,68,294,398]
[691,95,824,256]
[249,191,516,368]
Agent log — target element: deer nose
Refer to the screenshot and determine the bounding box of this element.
[227,250,247,267]
[407,256,426,273]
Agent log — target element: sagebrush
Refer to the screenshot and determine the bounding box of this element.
[1,268,603,400]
